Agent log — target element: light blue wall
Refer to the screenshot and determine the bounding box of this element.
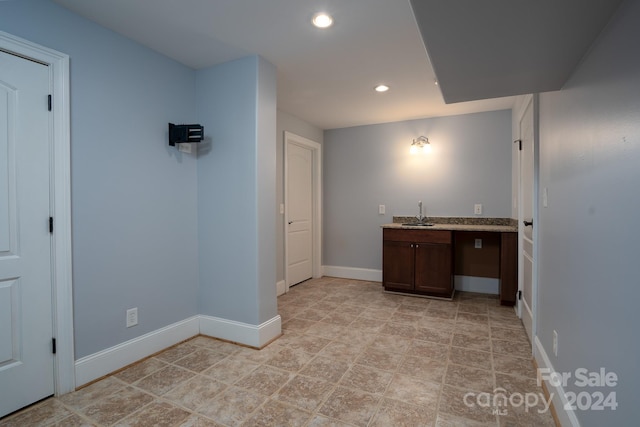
[323,110,512,270]
[537,1,640,424]
[196,56,277,325]
[256,57,278,323]
[0,0,199,358]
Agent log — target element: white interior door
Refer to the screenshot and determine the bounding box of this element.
[519,97,535,344]
[286,142,313,287]
[0,50,54,417]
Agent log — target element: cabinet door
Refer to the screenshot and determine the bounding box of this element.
[383,240,414,291]
[499,232,518,306]
[414,243,452,297]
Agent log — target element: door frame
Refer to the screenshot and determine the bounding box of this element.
[515,93,539,351]
[0,31,74,395]
[283,131,322,291]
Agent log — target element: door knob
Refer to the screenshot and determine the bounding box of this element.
[523,220,533,227]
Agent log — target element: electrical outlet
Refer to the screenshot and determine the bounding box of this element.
[379,204,386,215]
[126,307,138,328]
[553,330,558,356]
[474,204,482,215]
[178,143,192,154]
[474,238,482,249]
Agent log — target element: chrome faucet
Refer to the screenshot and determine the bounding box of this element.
[417,200,426,223]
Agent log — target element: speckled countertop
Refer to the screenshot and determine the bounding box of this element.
[381,216,518,233]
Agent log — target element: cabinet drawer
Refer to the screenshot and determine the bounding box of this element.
[383,228,451,244]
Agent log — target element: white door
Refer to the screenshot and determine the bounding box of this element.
[286,142,313,287]
[0,50,55,417]
[518,97,536,344]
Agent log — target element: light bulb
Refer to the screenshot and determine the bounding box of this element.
[312,13,333,28]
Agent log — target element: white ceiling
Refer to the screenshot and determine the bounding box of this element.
[53,0,517,130]
[52,1,623,129]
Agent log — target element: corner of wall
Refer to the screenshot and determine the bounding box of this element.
[534,337,581,427]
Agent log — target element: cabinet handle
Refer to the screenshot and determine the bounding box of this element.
[410,244,414,248]
[288,221,293,225]
[415,244,419,248]
[523,220,533,227]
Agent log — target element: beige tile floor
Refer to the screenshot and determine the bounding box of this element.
[0,277,556,427]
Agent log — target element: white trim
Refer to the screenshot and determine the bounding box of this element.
[454,275,499,294]
[0,31,74,395]
[514,94,534,124]
[74,317,199,387]
[516,93,540,354]
[283,132,322,290]
[534,336,581,427]
[199,314,282,349]
[522,295,533,341]
[531,93,540,352]
[73,313,282,388]
[322,265,382,282]
[276,280,286,296]
[515,94,533,322]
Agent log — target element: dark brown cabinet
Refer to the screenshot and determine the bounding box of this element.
[382,240,414,291]
[383,229,453,298]
[499,232,518,306]
[383,227,518,305]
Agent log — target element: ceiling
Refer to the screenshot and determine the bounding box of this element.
[52,0,620,130]
[411,0,623,104]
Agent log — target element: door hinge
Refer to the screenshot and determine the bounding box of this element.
[52,338,56,354]
[48,94,52,111]
[514,139,522,150]
[518,290,522,300]
[49,216,53,233]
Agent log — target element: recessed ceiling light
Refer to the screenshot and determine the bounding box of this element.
[375,85,390,92]
[312,13,333,28]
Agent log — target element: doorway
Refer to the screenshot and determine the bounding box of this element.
[0,31,73,416]
[516,94,538,347]
[284,132,321,291]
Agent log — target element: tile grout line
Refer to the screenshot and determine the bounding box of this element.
[4,279,548,427]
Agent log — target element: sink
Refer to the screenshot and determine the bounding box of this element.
[401,223,434,227]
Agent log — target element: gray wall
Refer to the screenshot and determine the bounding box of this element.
[0,0,200,358]
[197,56,278,325]
[275,111,323,283]
[323,110,512,270]
[537,1,640,424]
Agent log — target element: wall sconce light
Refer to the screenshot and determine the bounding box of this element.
[169,123,204,146]
[410,136,432,154]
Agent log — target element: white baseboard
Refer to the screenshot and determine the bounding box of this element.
[74,313,282,388]
[534,336,581,427]
[276,280,286,296]
[454,275,499,294]
[522,298,533,341]
[199,314,282,349]
[74,316,199,387]
[322,265,382,282]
